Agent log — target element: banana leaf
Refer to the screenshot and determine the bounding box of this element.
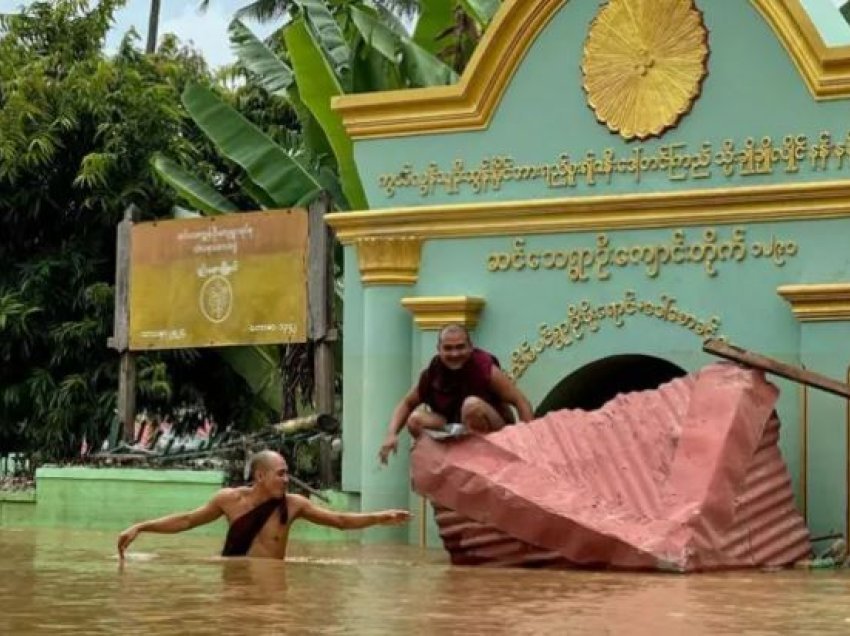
[151,154,236,214]
[294,0,351,91]
[350,7,458,87]
[349,5,397,61]
[285,19,367,209]
[227,20,335,201]
[182,82,322,207]
[239,178,278,209]
[291,90,335,164]
[228,19,294,98]
[351,42,403,92]
[217,345,283,415]
[413,0,454,55]
[458,0,501,26]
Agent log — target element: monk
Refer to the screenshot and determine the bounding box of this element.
[117,450,410,559]
[379,323,534,465]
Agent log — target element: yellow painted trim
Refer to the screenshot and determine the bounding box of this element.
[777,283,850,322]
[401,296,486,331]
[331,0,566,139]
[355,236,422,286]
[333,0,850,141]
[327,180,850,244]
[753,0,850,100]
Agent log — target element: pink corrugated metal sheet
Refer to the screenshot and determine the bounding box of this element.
[411,362,811,571]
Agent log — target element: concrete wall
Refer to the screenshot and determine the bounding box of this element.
[0,491,36,527]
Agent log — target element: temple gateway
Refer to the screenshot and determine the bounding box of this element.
[325,0,850,548]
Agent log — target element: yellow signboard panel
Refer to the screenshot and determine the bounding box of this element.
[129,210,308,350]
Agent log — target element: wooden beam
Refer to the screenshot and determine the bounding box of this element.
[703,338,850,400]
[308,194,335,416]
[308,194,337,488]
[110,205,139,442]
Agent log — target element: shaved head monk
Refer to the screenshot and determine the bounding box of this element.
[379,323,534,464]
[117,450,410,559]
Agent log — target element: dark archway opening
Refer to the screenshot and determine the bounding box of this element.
[535,354,687,416]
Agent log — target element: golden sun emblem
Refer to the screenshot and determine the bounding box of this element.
[581,0,709,141]
[199,275,233,324]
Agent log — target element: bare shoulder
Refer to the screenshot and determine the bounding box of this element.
[214,487,248,505]
[286,493,311,515]
[489,365,511,385]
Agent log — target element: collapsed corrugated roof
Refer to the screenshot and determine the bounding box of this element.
[412,363,811,571]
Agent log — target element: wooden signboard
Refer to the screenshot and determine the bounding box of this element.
[128,210,308,350]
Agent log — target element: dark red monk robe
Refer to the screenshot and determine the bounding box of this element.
[417,348,504,423]
[221,497,289,557]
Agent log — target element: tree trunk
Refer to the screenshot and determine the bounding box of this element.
[146,0,161,54]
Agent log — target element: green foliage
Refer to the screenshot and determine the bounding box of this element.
[153,0,496,431]
[284,18,367,208]
[0,1,275,462]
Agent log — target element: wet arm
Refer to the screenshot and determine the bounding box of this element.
[491,368,535,422]
[386,386,421,436]
[292,495,410,530]
[117,492,227,557]
[133,495,225,534]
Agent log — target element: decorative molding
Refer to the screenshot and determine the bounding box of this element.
[753,0,850,100]
[331,0,566,139]
[332,0,850,141]
[401,296,486,331]
[326,180,850,244]
[355,237,422,286]
[581,0,709,140]
[777,283,850,321]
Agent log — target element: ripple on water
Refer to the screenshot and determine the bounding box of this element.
[2,528,850,635]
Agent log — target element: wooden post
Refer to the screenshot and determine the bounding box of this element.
[108,206,139,443]
[146,0,161,54]
[308,194,336,487]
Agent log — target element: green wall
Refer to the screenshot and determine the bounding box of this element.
[0,491,36,527]
[0,468,362,544]
[356,1,850,208]
[34,466,227,535]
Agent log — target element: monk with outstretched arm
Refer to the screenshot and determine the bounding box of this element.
[117,450,410,559]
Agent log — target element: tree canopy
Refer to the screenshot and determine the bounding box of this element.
[0,1,274,462]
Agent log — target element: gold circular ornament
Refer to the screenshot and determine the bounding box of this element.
[199,275,233,324]
[581,0,709,141]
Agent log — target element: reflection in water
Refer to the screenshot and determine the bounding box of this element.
[3,528,850,634]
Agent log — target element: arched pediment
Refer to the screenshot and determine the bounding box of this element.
[332,0,850,140]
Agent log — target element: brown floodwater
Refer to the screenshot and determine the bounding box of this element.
[2,527,850,635]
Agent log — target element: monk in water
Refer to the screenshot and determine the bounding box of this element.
[117,450,410,559]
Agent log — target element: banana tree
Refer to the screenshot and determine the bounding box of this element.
[156,0,485,417]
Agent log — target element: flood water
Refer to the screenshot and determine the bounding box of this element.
[3,528,850,635]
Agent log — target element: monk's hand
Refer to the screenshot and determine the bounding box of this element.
[379,510,411,525]
[378,434,399,465]
[117,524,140,559]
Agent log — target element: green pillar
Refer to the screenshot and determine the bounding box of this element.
[355,237,422,543]
[360,287,413,542]
[799,321,850,539]
[399,296,488,547]
[778,284,850,540]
